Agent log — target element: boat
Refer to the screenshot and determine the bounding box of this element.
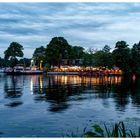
[0,68,4,73]
[4,65,43,75]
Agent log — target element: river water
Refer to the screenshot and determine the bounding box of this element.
[0,73,140,137]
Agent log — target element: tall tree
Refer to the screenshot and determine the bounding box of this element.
[93,50,113,68]
[115,41,129,49]
[4,42,24,67]
[112,41,131,74]
[82,52,94,67]
[70,46,85,59]
[0,57,4,67]
[32,46,46,67]
[82,48,95,67]
[131,42,140,74]
[102,45,111,53]
[4,42,24,60]
[46,37,71,67]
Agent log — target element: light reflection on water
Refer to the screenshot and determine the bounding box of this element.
[0,74,140,137]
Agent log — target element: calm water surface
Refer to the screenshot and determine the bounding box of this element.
[0,73,140,137]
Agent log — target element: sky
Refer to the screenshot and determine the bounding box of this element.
[0,3,140,58]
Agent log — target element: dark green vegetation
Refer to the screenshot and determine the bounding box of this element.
[1,42,30,67]
[33,46,46,68]
[4,42,24,67]
[1,37,140,74]
[66,122,140,137]
[84,122,140,138]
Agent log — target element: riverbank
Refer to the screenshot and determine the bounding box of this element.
[1,68,123,76]
[47,71,79,75]
[46,71,122,76]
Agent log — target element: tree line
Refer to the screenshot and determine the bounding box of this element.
[0,36,140,75]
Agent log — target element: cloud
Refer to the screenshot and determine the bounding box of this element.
[0,3,140,58]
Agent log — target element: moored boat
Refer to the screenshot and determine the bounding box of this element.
[4,66,43,75]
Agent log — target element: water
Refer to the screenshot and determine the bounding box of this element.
[0,73,140,137]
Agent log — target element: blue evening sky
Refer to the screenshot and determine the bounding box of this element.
[0,3,140,58]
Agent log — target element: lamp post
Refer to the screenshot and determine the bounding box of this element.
[40,60,43,70]
[31,59,34,68]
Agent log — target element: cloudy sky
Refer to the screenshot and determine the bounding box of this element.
[0,3,140,58]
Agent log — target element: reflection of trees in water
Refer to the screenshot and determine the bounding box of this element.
[130,78,140,106]
[5,101,23,107]
[111,77,131,111]
[33,76,87,112]
[32,75,125,112]
[4,76,23,98]
[89,76,122,99]
[30,75,140,112]
[87,76,140,111]
[108,76,140,111]
[4,75,140,111]
[4,75,23,107]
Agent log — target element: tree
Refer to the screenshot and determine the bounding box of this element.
[93,50,114,68]
[131,42,140,74]
[115,41,129,49]
[32,46,46,67]
[112,41,131,74]
[0,57,4,67]
[70,46,85,59]
[69,46,85,66]
[82,52,94,67]
[4,42,24,60]
[4,42,24,67]
[46,37,71,67]
[0,57,11,67]
[18,58,31,67]
[102,45,111,53]
[82,48,95,67]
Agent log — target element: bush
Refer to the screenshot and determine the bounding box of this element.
[84,122,140,137]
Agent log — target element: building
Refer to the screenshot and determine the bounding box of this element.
[61,59,83,66]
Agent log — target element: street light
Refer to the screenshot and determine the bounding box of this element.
[31,59,34,67]
[40,60,43,70]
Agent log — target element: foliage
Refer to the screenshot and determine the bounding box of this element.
[131,42,140,74]
[93,50,114,68]
[84,122,140,138]
[18,58,31,67]
[102,45,111,53]
[0,57,5,67]
[9,57,18,67]
[112,41,131,74]
[4,42,24,67]
[70,46,85,59]
[33,46,46,67]
[4,42,24,60]
[82,52,94,67]
[46,37,71,67]
[115,41,129,49]
[2,38,140,75]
